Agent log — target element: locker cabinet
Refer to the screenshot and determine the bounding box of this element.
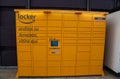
[15,9,107,77]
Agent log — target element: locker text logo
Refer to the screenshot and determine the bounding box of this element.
[18,14,36,24]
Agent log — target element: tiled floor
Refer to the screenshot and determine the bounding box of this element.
[0,69,119,79]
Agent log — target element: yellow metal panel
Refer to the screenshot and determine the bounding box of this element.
[17,46,31,51]
[17,38,31,46]
[18,61,31,67]
[37,33,47,37]
[61,61,75,67]
[61,67,75,76]
[62,46,76,60]
[33,46,47,60]
[92,32,105,38]
[18,67,32,76]
[63,39,77,44]
[77,53,89,60]
[78,46,90,52]
[63,21,77,27]
[48,61,61,67]
[78,27,91,32]
[48,13,62,20]
[92,38,105,44]
[76,67,89,75]
[48,55,61,61]
[18,52,31,60]
[63,33,77,38]
[16,32,32,37]
[78,33,91,38]
[94,22,106,27]
[90,61,103,66]
[76,61,89,66]
[34,13,47,20]
[48,27,61,31]
[34,30,46,34]
[63,28,77,31]
[16,19,31,27]
[34,61,47,67]
[89,66,103,75]
[48,67,61,76]
[36,40,47,44]
[33,67,47,76]
[78,39,91,44]
[48,34,61,37]
[63,31,77,33]
[91,45,104,60]
[48,21,62,27]
[33,20,47,26]
[78,21,91,27]
[63,14,77,20]
[79,14,93,21]
[35,27,47,31]
[93,27,105,32]
[48,30,61,34]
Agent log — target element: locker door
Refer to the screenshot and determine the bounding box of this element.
[33,46,47,61]
[91,45,104,60]
[62,45,76,60]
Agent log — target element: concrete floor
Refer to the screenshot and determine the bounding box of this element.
[0,69,119,79]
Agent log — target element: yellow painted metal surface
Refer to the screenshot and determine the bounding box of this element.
[15,9,108,77]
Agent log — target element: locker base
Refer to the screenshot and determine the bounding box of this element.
[16,73,104,78]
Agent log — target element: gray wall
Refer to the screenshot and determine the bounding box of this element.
[0,0,115,66]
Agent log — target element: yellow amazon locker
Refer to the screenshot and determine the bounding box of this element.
[15,9,108,78]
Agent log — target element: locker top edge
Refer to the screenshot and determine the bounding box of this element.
[14,9,108,15]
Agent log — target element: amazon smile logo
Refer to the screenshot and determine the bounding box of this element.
[18,14,36,24]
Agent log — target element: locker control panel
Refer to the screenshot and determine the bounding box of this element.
[49,40,60,54]
[51,40,58,47]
